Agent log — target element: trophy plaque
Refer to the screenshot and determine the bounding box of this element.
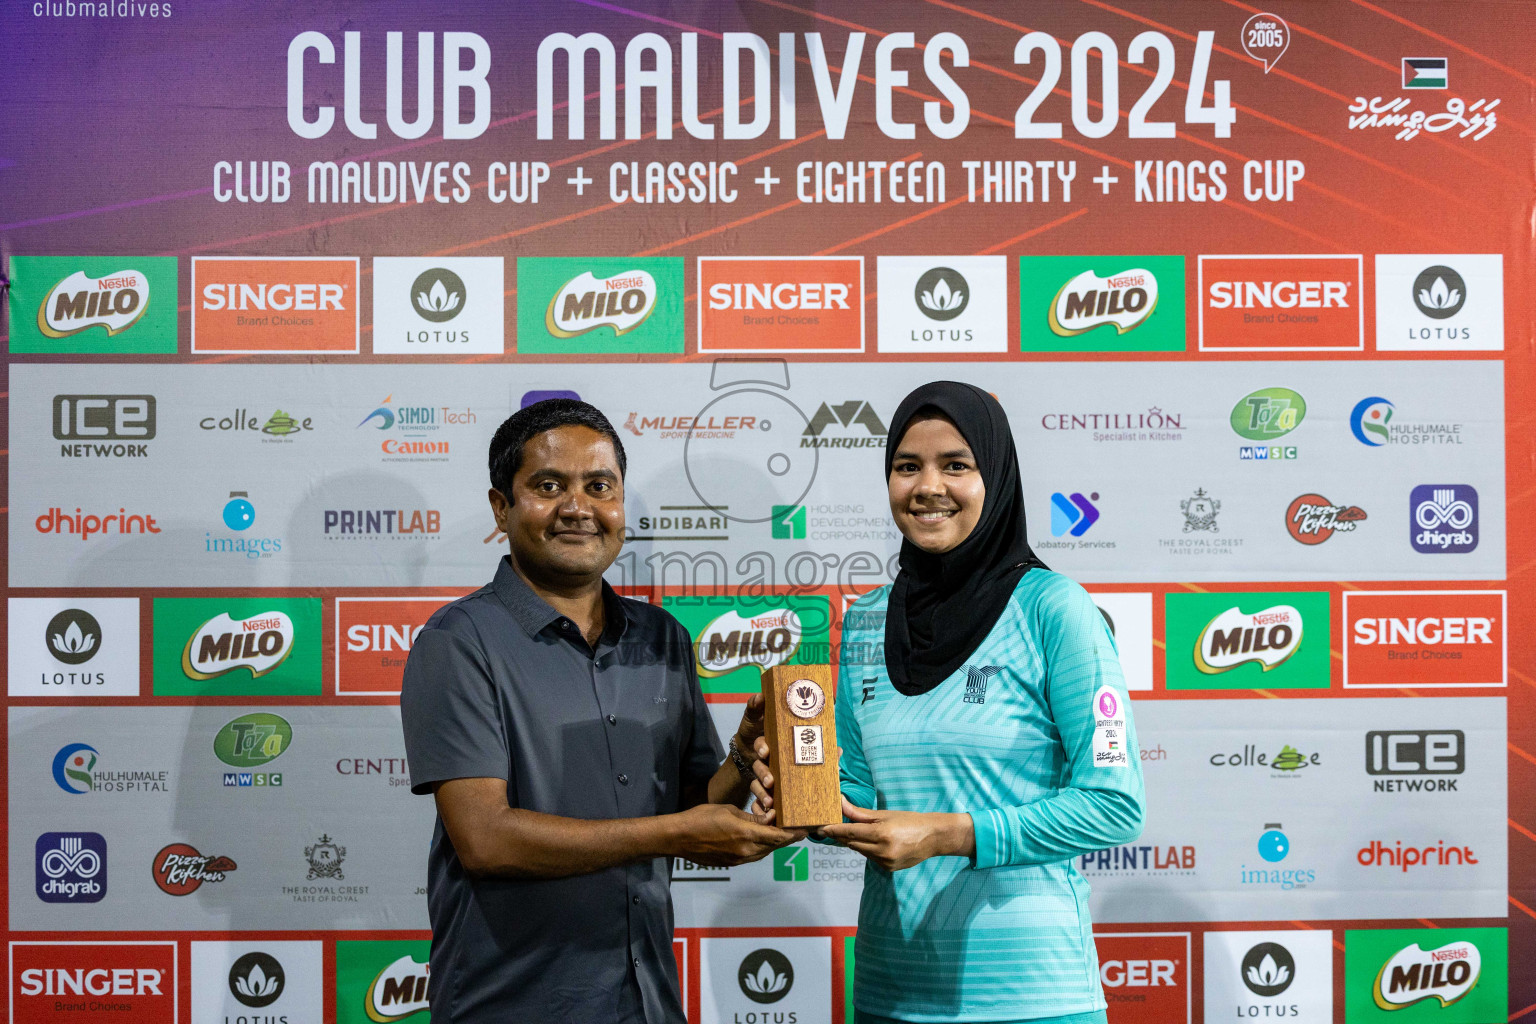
[760,664,841,827]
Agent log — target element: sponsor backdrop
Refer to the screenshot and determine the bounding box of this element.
[1,2,1531,1021]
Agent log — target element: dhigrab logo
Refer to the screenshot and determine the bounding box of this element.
[1410,484,1478,553]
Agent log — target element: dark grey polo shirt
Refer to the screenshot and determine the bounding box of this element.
[400,557,723,1024]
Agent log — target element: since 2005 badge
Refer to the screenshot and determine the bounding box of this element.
[786,678,826,719]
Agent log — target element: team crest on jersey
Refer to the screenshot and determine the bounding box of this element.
[964,665,1001,704]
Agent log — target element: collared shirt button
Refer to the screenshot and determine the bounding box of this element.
[607,714,617,725]
[633,957,641,968]
[632,895,641,905]
[618,773,629,785]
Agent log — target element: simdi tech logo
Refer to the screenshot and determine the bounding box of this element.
[698,256,864,353]
[1198,254,1363,351]
[875,256,1009,353]
[334,940,431,1024]
[192,256,360,353]
[152,598,321,696]
[7,256,178,354]
[10,941,178,1024]
[1164,591,1330,690]
[1375,254,1502,351]
[372,256,505,354]
[1343,590,1505,688]
[1018,255,1186,352]
[1344,928,1505,1023]
[662,595,830,696]
[516,257,684,354]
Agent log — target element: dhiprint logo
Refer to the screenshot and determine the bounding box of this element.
[1356,839,1477,872]
[229,952,285,1008]
[737,949,793,1003]
[1413,266,1465,318]
[409,268,465,322]
[8,256,178,354]
[1410,484,1478,553]
[192,256,360,354]
[1051,491,1100,537]
[878,256,1008,352]
[46,609,102,665]
[914,267,968,320]
[1402,57,1448,89]
[35,832,108,903]
[1286,493,1367,544]
[1241,942,1295,997]
[152,843,237,895]
[1376,254,1502,351]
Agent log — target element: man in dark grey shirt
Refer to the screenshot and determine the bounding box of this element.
[400,399,798,1024]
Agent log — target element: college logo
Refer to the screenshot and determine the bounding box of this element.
[336,597,455,696]
[1165,592,1329,690]
[214,713,293,768]
[1286,493,1367,544]
[1345,928,1505,1023]
[1020,255,1185,352]
[182,611,296,680]
[1402,57,1448,89]
[876,256,1008,353]
[46,608,102,665]
[737,949,793,1003]
[1410,484,1478,553]
[153,843,236,895]
[1208,743,1318,774]
[7,256,178,354]
[699,256,864,353]
[155,599,321,696]
[54,395,156,458]
[1344,591,1504,688]
[192,257,360,353]
[1375,254,1502,351]
[664,595,830,697]
[198,408,314,440]
[12,942,176,1024]
[1094,932,1188,1021]
[1199,255,1362,350]
[35,832,108,903]
[229,952,285,1008]
[517,257,683,354]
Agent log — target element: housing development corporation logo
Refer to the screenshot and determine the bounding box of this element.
[1019,255,1185,352]
[877,256,1008,352]
[1344,591,1505,688]
[35,832,108,903]
[699,256,864,353]
[192,257,360,353]
[1375,254,1502,351]
[1410,484,1478,553]
[1199,255,1362,351]
[154,598,321,696]
[8,256,178,354]
[517,257,683,354]
[1165,592,1329,690]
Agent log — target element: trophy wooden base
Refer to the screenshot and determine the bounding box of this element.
[761,664,842,827]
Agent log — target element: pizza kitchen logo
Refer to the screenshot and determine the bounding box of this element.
[1049,267,1158,336]
[546,269,658,337]
[1286,493,1367,544]
[1195,604,1302,674]
[183,611,296,680]
[152,842,236,895]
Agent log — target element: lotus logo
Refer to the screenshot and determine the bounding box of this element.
[914,267,969,321]
[546,269,658,337]
[1240,942,1296,996]
[695,608,804,677]
[229,952,285,1008]
[1195,605,1302,674]
[1049,267,1157,336]
[737,948,794,1004]
[46,608,101,665]
[366,954,430,1022]
[409,268,466,323]
[39,269,151,337]
[1412,266,1465,319]
[1374,940,1480,1009]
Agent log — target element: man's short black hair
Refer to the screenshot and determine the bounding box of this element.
[488,399,627,497]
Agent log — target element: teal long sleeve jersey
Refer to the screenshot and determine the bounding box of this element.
[834,570,1146,1022]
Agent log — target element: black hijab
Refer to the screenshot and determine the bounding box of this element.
[883,382,1047,695]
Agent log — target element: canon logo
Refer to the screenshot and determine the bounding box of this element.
[19,968,164,996]
[1208,280,1349,309]
[201,282,345,311]
[1352,617,1493,645]
[706,281,850,311]
[1099,959,1176,986]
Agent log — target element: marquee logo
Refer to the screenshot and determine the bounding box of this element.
[1286,493,1367,544]
[153,843,236,896]
[12,941,176,1024]
[695,608,803,677]
[35,832,108,903]
[546,269,657,337]
[699,256,864,352]
[801,399,887,449]
[1198,255,1363,350]
[517,257,683,354]
[182,611,296,680]
[1344,590,1504,688]
[1195,605,1302,673]
[192,256,360,353]
[366,955,430,1022]
[1049,267,1159,336]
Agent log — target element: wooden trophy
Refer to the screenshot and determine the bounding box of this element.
[760,664,841,827]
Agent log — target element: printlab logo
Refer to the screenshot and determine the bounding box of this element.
[1403,57,1448,89]
[914,267,969,320]
[229,952,285,1008]
[410,268,466,322]
[1241,942,1295,997]
[46,608,102,665]
[1413,266,1465,318]
[737,949,794,1003]
[1051,492,1101,537]
[1181,488,1220,532]
[1286,493,1367,544]
[305,835,346,879]
[1410,484,1478,553]
[35,832,107,903]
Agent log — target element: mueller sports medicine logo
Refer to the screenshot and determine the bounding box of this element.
[546,269,658,337]
[1373,940,1480,1009]
[53,395,155,458]
[1198,255,1363,350]
[1345,591,1504,688]
[35,832,107,903]
[12,942,176,1024]
[699,256,864,352]
[192,257,360,353]
[182,611,296,680]
[38,269,152,338]
[1411,484,1478,553]
[1049,267,1159,336]
[1195,605,1302,674]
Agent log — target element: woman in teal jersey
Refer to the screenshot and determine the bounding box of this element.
[819,381,1145,1024]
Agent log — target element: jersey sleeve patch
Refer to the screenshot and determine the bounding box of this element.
[1092,683,1130,768]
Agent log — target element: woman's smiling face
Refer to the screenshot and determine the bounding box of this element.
[887,412,986,554]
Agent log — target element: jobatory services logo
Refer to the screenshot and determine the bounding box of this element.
[1286,493,1367,544]
[1164,591,1330,690]
[1205,929,1334,1022]
[1344,928,1506,1023]
[1402,57,1448,89]
[1375,254,1502,351]
[1231,386,1306,461]
[1093,933,1189,1022]
[876,256,1008,353]
[699,256,864,353]
[1365,730,1465,792]
[9,597,140,697]
[664,595,830,697]
[335,941,432,1024]
[53,394,156,458]
[1344,590,1504,688]
[1049,491,1101,538]
[336,596,457,696]
[373,256,506,354]
[35,832,108,903]
[8,256,178,354]
[1198,255,1363,350]
[1019,255,1185,352]
[192,256,360,353]
[153,598,321,696]
[11,941,177,1024]
[152,843,236,895]
[1409,484,1479,553]
[1349,397,1464,448]
[517,257,683,354]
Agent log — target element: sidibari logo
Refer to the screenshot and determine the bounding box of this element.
[546,270,657,337]
[229,952,285,1008]
[1374,941,1479,1009]
[409,268,466,323]
[366,955,431,1022]
[1195,605,1302,674]
[214,713,293,768]
[183,612,296,679]
[737,949,794,1004]
[39,270,152,338]
[1231,388,1306,440]
[1286,493,1367,544]
[152,843,236,895]
[1049,268,1158,336]
[696,608,803,677]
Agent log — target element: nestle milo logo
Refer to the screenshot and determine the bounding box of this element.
[39,269,152,338]
[1049,268,1158,336]
[695,608,803,678]
[545,270,658,337]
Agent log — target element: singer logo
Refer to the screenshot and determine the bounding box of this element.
[11,942,176,1024]
[698,257,864,352]
[182,612,296,680]
[1343,591,1504,688]
[546,270,658,337]
[192,257,359,353]
[335,597,460,696]
[1198,255,1363,351]
[1093,933,1188,1023]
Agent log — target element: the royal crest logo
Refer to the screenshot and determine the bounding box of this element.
[1195,605,1303,674]
[1181,488,1221,533]
[1286,493,1367,544]
[1049,268,1158,336]
[695,608,804,677]
[365,955,430,1022]
[152,842,236,895]
[38,269,152,338]
[1373,940,1479,1009]
[545,269,658,337]
[304,835,346,880]
[182,611,296,680]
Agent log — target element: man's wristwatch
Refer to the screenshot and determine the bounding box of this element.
[727,735,757,782]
